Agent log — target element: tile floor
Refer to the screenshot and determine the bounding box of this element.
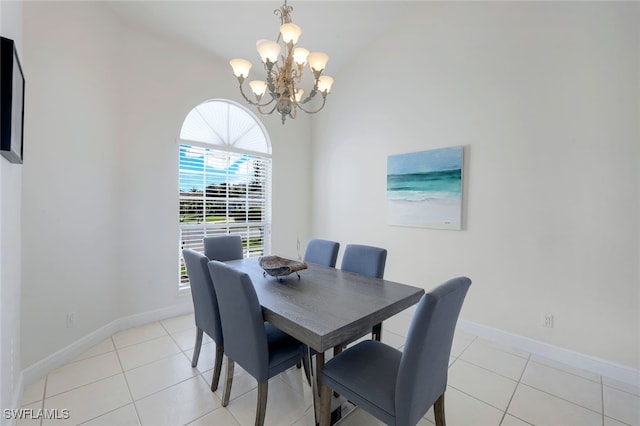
[17,309,640,426]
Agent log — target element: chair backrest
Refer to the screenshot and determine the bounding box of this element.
[340,244,387,279]
[395,276,472,425]
[182,249,223,344]
[204,235,244,261]
[303,239,340,267]
[207,260,270,382]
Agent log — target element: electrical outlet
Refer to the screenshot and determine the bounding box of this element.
[66,312,76,328]
[541,312,554,328]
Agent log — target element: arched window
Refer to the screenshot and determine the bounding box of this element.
[178,99,272,286]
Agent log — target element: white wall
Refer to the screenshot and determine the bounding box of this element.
[21,2,123,368]
[20,1,311,369]
[0,0,24,416]
[312,2,640,369]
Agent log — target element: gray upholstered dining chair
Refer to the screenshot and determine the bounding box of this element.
[303,238,340,267]
[182,249,224,392]
[207,260,311,426]
[341,244,388,341]
[320,276,472,426]
[341,243,387,279]
[203,234,243,261]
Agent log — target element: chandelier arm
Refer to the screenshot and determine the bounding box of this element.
[238,80,275,108]
[298,89,319,105]
[257,103,279,116]
[296,94,327,114]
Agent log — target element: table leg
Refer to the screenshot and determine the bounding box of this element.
[319,380,333,426]
[307,348,339,426]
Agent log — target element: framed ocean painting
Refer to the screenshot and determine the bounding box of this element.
[387,146,464,230]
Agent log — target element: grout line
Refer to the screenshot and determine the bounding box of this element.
[500,352,532,425]
[112,335,143,426]
[454,357,522,383]
[600,376,605,426]
[39,376,47,426]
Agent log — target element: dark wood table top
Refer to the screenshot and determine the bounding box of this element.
[225,257,425,352]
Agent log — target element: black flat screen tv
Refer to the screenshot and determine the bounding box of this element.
[1,36,25,164]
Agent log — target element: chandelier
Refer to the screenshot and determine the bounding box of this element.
[230,1,334,124]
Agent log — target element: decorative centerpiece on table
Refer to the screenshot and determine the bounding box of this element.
[259,255,308,281]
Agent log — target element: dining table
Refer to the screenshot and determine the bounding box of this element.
[225,257,425,426]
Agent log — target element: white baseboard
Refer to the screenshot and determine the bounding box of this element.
[457,319,640,387]
[21,303,193,388]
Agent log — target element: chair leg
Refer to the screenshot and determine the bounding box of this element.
[372,322,382,342]
[191,328,204,367]
[210,343,224,392]
[434,392,446,426]
[222,357,234,407]
[256,381,268,426]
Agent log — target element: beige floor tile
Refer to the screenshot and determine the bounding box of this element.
[72,339,115,363]
[117,335,181,371]
[604,385,640,426]
[277,366,313,408]
[291,407,315,426]
[521,360,602,412]
[186,407,241,426]
[213,363,259,403]
[459,340,528,381]
[380,330,406,349]
[335,407,432,425]
[46,351,122,397]
[160,313,195,334]
[382,314,412,337]
[170,327,213,351]
[450,332,476,358]
[530,354,601,383]
[605,416,632,426]
[448,359,518,410]
[21,377,46,406]
[42,375,132,426]
[28,315,640,426]
[335,408,385,425]
[474,338,530,360]
[112,322,167,349]
[134,376,221,426]
[500,414,533,425]
[184,341,223,375]
[424,386,504,426]
[125,352,198,400]
[507,384,601,426]
[226,377,308,426]
[603,376,640,397]
[80,403,140,426]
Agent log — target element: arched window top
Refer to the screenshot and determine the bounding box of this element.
[180,99,271,156]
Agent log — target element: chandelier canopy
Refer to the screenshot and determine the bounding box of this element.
[230,1,333,124]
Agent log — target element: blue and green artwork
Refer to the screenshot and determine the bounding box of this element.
[387,146,463,229]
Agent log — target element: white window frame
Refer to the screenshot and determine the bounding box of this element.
[178,100,272,287]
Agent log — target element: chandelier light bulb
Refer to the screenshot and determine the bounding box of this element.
[307,52,329,72]
[280,23,302,45]
[294,89,304,102]
[317,76,334,93]
[229,58,252,78]
[256,39,281,63]
[249,80,268,97]
[292,48,310,66]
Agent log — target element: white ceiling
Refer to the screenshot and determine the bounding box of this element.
[106,1,423,74]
